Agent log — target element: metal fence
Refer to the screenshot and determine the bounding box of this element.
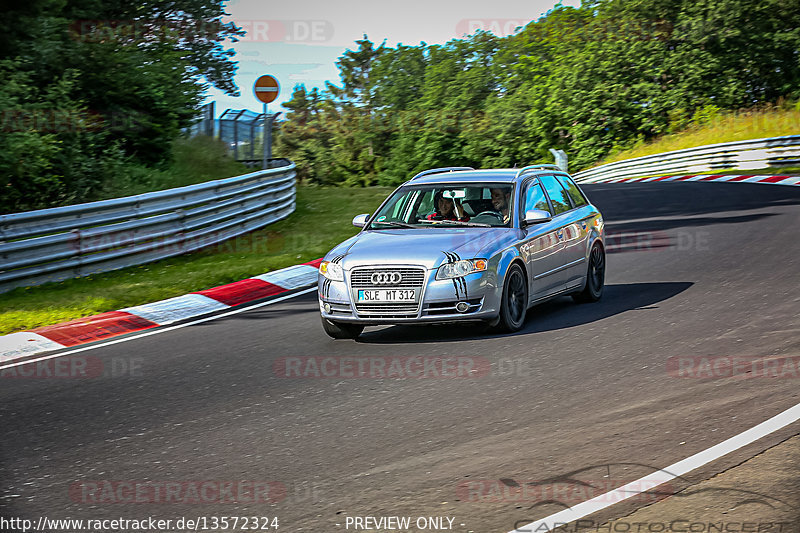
[186,102,277,162]
[185,101,216,138]
[573,135,800,183]
[0,159,296,294]
[219,108,266,161]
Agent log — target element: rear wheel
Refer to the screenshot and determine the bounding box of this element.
[321,316,364,339]
[496,263,528,332]
[572,243,605,303]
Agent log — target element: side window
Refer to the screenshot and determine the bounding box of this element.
[389,189,422,221]
[389,192,409,220]
[524,181,550,214]
[539,175,571,215]
[556,175,587,208]
[416,190,435,217]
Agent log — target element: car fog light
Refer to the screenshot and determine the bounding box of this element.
[323,303,331,313]
[456,301,470,313]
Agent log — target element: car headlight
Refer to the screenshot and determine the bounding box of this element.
[319,261,344,282]
[436,259,487,280]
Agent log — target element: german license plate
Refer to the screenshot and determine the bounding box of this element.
[357,289,416,302]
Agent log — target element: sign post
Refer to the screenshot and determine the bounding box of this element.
[254,75,280,169]
[549,148,568,172]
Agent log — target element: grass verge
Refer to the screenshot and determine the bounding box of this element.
[97,136,250,201]
[0,185,393,335]
[593,106,800,167]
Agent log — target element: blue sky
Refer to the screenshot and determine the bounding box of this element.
[206,0,580,115]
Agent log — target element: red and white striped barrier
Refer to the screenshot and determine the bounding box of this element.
[587,174,800,186]
[0,259,323,363]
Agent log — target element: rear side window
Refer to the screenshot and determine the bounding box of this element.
[556,175,588,208]
[523,181,550,213]
[539,175,572,215]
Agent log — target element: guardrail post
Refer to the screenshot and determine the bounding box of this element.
[70,228,82,278]
[175,208,187,254]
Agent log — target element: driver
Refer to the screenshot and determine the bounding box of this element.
[428,191,470,222]
[490,187,511,223]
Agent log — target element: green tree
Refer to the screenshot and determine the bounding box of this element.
[0,0,243,212]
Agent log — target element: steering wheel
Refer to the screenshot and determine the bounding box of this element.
[474,211,504,221]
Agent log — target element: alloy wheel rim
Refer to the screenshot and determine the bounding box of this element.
[591,247,605,289]
[508,270,525,323]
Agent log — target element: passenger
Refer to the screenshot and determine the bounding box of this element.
[428,191,470,222]
[490,187,511,223]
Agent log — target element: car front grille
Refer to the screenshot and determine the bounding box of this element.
[350,267,426,288]
[349,266,426,316]
[355,303,420,314]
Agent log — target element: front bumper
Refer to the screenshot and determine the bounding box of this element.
[318,265,501,324]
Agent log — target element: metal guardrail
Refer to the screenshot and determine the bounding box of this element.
[573,135,800,183]
[0,159,297,293]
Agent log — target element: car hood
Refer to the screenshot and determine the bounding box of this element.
[329,227,514,270]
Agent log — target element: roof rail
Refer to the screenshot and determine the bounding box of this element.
[410,167,475,181]
[514,164,560,179]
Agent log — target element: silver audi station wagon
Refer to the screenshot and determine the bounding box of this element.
[318,165,606,339]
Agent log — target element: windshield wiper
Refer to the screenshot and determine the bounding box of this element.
[369,221,419,229]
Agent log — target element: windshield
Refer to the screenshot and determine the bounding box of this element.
[367,184,514,229]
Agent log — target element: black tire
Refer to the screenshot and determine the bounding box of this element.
[321,316,364,339]
[496,263,528,332]
[572,243,605,303]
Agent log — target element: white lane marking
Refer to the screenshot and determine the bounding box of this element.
[509,401,800,533]
[0,287,317,370]
[0,333,67,362]
[121,294,229,325]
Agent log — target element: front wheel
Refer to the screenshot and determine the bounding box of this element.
[321,316,364,339]
[496,263,528,332]
[572,243,605,303]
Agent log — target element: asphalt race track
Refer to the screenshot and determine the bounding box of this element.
[1,182,799,532]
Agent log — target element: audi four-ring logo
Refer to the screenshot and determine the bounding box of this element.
[370,272,402,285]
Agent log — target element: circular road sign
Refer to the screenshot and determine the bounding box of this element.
[254,75,280,104]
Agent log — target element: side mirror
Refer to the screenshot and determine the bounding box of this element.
[352,214,370,228]
[523,209,552,226]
